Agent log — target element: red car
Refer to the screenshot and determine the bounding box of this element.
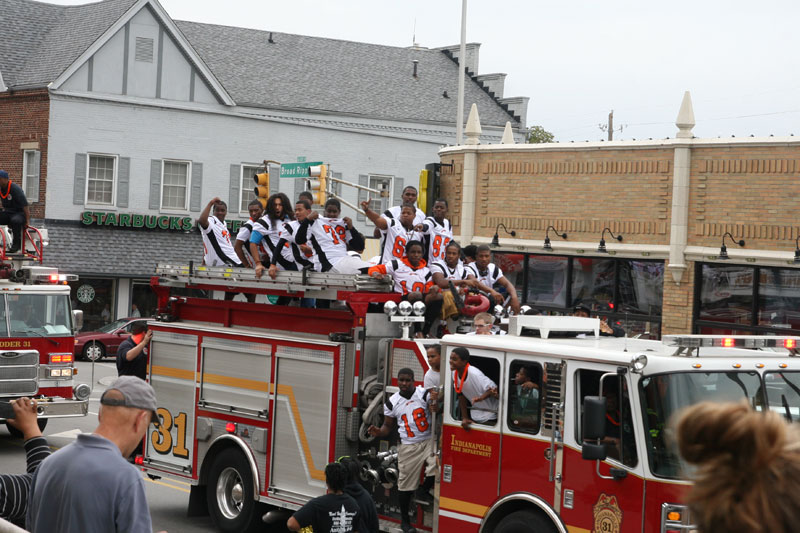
[74,317,149,361]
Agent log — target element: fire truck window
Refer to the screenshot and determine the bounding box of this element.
[450,355,500,426]
[576,369,637,468]
[0,297,8,336]
[8,294,71,337]
[507,361,543,435]
[763,372,800,422]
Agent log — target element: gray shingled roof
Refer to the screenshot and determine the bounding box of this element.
[176,21,519,127]
[0,0,138,88]
[43,222,200,277]
[1,0,520,127]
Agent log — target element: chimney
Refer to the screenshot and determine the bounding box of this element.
[475,73,506,98]
[499,96,530,129]
[438,43,481,74]
[412,59,419,79]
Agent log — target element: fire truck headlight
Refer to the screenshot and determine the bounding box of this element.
[48,368,62,378]
[383,301,398,317]
[398,301,412,316]
[632,354,648,373]
[412,301,426,316]
[74,383,91,401]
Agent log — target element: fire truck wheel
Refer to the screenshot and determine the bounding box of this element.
[206,448,262,533]
[82,342,105,361]
[6,418,47,439]
[495,509,556,533]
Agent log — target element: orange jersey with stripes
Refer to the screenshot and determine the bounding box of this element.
[368,258,433,295]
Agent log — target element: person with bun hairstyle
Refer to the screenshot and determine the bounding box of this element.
[676,401,800,533]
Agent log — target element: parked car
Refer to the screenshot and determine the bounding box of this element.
[74,317,148,361]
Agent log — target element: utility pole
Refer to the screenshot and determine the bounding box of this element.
[598,109,624,140]
[456,0,467,145]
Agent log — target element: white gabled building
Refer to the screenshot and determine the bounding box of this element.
[0,0,528,326]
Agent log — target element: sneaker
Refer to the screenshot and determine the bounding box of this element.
[400,522,417,533]
[449,281,464,311]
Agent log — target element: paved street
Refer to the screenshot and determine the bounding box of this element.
[0,361,217,533]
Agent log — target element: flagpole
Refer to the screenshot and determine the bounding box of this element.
[456,0,467,145]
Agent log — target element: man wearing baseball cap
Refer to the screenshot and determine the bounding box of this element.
[26,376,159,533]
[0,170,29,254]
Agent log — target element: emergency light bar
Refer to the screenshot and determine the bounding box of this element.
[33,273,78,284]
[663,335,800,350]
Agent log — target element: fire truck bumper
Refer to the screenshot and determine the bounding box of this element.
[33,398,89,418]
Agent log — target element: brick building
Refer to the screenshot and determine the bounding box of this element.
[440,95,800,337]
[0,0,527,327]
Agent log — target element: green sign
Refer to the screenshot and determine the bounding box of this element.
[80,211,245,233]
[296,156,306,163]
[280,161,323,179]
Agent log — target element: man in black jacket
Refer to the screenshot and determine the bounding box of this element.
[116,322,152,380]
[340,457,379,533]
[0,170,30,253]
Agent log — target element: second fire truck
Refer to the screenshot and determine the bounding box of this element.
[141,263,800,532]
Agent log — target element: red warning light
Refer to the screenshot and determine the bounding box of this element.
[722,338,735,348]
[608,302,615,309]
[134,456,144,466]
[49,274,58,282]
[225,422,236,434]
[785,339,797,349]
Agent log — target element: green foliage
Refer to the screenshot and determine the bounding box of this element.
[527,125,555,144]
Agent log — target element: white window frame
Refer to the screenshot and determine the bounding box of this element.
[239,163,261,216]
[160,159,192,213]
[366,174,393,225]
[84,153,118,207]
[22,150,40,203]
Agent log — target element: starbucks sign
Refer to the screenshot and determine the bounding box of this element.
[76,284,95,303]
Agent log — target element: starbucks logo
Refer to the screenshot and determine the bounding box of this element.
[76,284,95,304]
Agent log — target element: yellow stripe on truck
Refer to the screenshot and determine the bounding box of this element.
[150,366,325,481]
[439,497,488,517]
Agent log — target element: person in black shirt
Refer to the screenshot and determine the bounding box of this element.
[0,170,29,254]
[288,462,361,533]
[340,457,379,533]
[116,322,152,380]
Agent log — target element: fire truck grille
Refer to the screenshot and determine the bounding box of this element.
[0,351,39,396]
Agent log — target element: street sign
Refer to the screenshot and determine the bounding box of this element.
[280,161,323,179]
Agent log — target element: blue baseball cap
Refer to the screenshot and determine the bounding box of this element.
[0,170,8,180]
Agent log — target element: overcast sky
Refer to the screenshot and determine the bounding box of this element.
[46,0,800,141]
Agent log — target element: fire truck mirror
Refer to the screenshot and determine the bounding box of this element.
[582,395,607,440]
[582,442,607,461]
[72,310,83,332]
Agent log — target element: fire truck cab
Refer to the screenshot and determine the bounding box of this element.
[0,228,89,433]
[142,264,799,533]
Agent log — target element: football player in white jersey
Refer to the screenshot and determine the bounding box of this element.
[250,193,294,279]
[368,240,443,337]
[295,198,370,274]
[467,244,521,315]
[197,197,242,267]
[234,199,264,268]
[368,368,435,533]
[267,198,319,279]
[416,199,452,264]
[362,201,422,264]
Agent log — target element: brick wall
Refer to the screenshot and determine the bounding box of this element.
[0,89,49,219]
[441,139,800,334]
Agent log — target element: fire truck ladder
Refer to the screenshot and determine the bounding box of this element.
[155,263,394,298]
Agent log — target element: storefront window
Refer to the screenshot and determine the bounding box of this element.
[526,255,568,307]
[571,258,615,309]
[698,264,753,326]
[131,280,157,318]
[493,253,524,296]
[618,261,664,316]
[758,268,800,330]
[70,278,115,332]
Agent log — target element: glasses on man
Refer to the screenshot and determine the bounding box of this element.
[474,323,491,329]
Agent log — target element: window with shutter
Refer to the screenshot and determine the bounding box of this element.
[161,160,190,210]
[86,154,117,206]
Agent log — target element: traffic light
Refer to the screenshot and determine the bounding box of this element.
[253,169,270,209]
[307,164,327,205]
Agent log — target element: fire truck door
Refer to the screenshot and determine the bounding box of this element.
[146,330,198,474]
[499,358,564,511]
[558,364,645,533]
[438,346,504,529]
[268,343,340,500]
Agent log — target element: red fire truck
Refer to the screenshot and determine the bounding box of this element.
[142,263,800,533]
[0,227,89,434]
